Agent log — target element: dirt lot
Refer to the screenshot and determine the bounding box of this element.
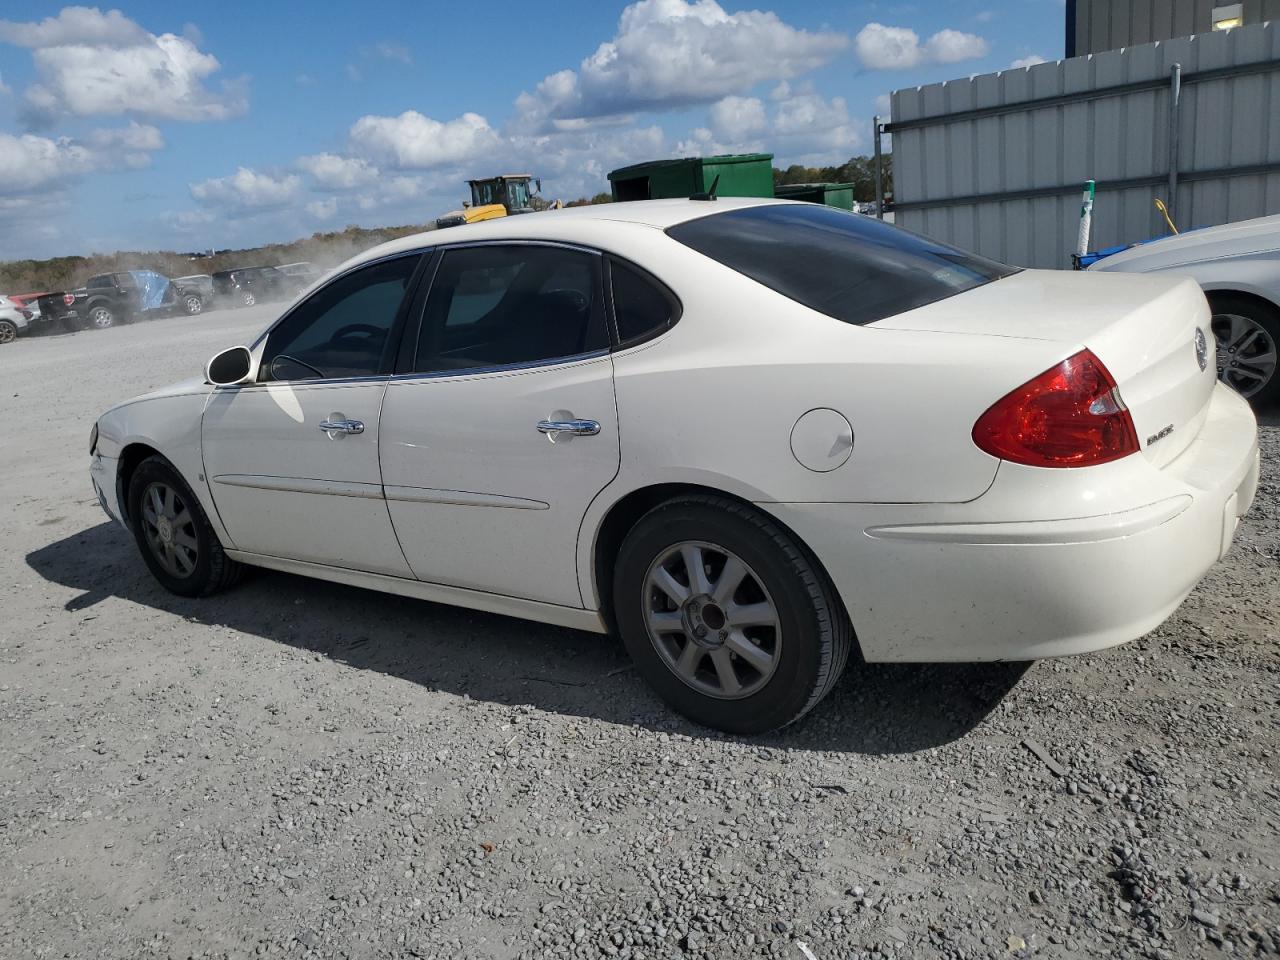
[1,309,1278,960]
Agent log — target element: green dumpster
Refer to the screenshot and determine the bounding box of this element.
[608,153,774,202]
[773,182,856,210]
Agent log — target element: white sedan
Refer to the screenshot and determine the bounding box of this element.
[90,199,1260,733]
[1089,213,1280,407]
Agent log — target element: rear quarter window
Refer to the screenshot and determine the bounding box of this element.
[666,204,1016,326]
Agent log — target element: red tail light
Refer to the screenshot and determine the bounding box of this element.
[972,349,1139,467]
[62,293,75,306]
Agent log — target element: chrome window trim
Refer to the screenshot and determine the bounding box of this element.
[389,348,610,384]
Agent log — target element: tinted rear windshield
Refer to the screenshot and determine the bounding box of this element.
[666,204,1016,326]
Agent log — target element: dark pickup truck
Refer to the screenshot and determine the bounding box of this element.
[37,270,205,331]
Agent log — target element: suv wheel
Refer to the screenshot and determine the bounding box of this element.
[88,305,115,329]
[613,495,852,734]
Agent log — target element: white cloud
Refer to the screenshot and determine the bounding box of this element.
[855,22,988,70]
[708,95,767,141]
[874,92,892,116]
[0,124,164,194]
[514,0,847,131]
[298,152,379,190]
[372,41,411,64]
[924,29,990,64]
[350,110,501,169]
[976,10,995,22]
[190,167,301,209]
[1009,54,1048,70]
[306,198,338,219]
[1,7,246,123]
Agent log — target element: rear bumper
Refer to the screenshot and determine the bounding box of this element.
[763,383,1260,662]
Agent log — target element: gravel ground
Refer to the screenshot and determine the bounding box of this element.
[1,308,1277,960]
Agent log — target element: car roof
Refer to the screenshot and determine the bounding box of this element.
[351,197,804,268]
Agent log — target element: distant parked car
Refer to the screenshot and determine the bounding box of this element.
[0,294,33,345]
[174,274,215,300]
[1089,213,1280,407]
[212,266,291,307]
[275,261,321,293]
[36,271,205,330]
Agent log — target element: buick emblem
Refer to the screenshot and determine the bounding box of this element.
[1194,328,1208,372]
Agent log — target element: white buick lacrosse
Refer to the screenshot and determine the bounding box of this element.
[90,199,1260,733]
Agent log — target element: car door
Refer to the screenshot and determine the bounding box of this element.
[379,242,620,607]
[201,252,424,577]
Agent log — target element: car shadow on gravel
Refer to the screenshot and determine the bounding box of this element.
[27,523,1028,755]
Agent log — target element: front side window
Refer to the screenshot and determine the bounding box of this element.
[666,204,1016,327]
[412,245,607,373]
[260,254,420,382]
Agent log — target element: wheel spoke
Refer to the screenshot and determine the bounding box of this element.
[651,566,689,605]
[646,609,684,635]
[675,640,704,679]
[1230,327,1261,353]
[172,546,195,575]
[681,544,711,595]
[174,529,199,551]
[711,555,746,605]
[1233,364,1269,383]
[725,601,778,629]
[172,508,192,530]
[725,630,774,674]
[709,649,742,695]
[142,502,159,527]
[147,485,163,519]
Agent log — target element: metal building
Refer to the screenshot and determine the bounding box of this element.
[885,20,1280,270]
[1068,0,1280,56]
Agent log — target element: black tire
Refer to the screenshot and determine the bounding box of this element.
[0,319,17,345]
[1208,293,1280,409]
[86,303,116,329]
[613,495,852,734]
[127,456,243,597]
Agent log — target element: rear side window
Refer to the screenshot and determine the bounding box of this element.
[412,245,607,373]
[86,275,113,289]
[666,204,1016,326]
[608,259,679,345]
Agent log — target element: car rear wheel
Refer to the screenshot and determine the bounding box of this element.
[242,291,256,307]
[1209,294,1279,407]
[88,305,115,329]
[184,294,203,315]
[127,456,243,597]
[0,319,16,344]
[613,495,852,734]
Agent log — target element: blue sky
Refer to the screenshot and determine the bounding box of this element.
[0,1,1063,260]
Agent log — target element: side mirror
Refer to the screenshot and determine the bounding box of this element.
[205,345,254,386]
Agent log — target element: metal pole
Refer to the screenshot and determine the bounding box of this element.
[873,115,884,220]
[1167,62,1182,225]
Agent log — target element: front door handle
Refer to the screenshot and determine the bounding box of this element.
[319,418,365,436]
[537,418,600,443]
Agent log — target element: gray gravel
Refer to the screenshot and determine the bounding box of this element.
[1,308,1277,960]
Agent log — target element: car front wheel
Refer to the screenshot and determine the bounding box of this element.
[184,294,203,315]
[613,495,852,734]
[0,319,17,344]
[241,291,256,307]
[127,456,243,597]
[1209,293,1280,407]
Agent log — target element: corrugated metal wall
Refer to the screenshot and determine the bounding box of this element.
[889,20,1280,269]
[1071,0,1280,56]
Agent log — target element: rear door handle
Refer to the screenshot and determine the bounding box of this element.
[537,418,600,443]
[319,418,365,436]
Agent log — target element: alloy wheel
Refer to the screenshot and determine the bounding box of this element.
[0,321,15,344]
[186,295,203,315]
[642,540,781,700]
[242,292,256,307]
[1212,312,1277,399]
[90,306,114,328]
[140,481,199,578]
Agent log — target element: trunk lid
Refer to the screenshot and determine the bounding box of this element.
[871,269,1217,467]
